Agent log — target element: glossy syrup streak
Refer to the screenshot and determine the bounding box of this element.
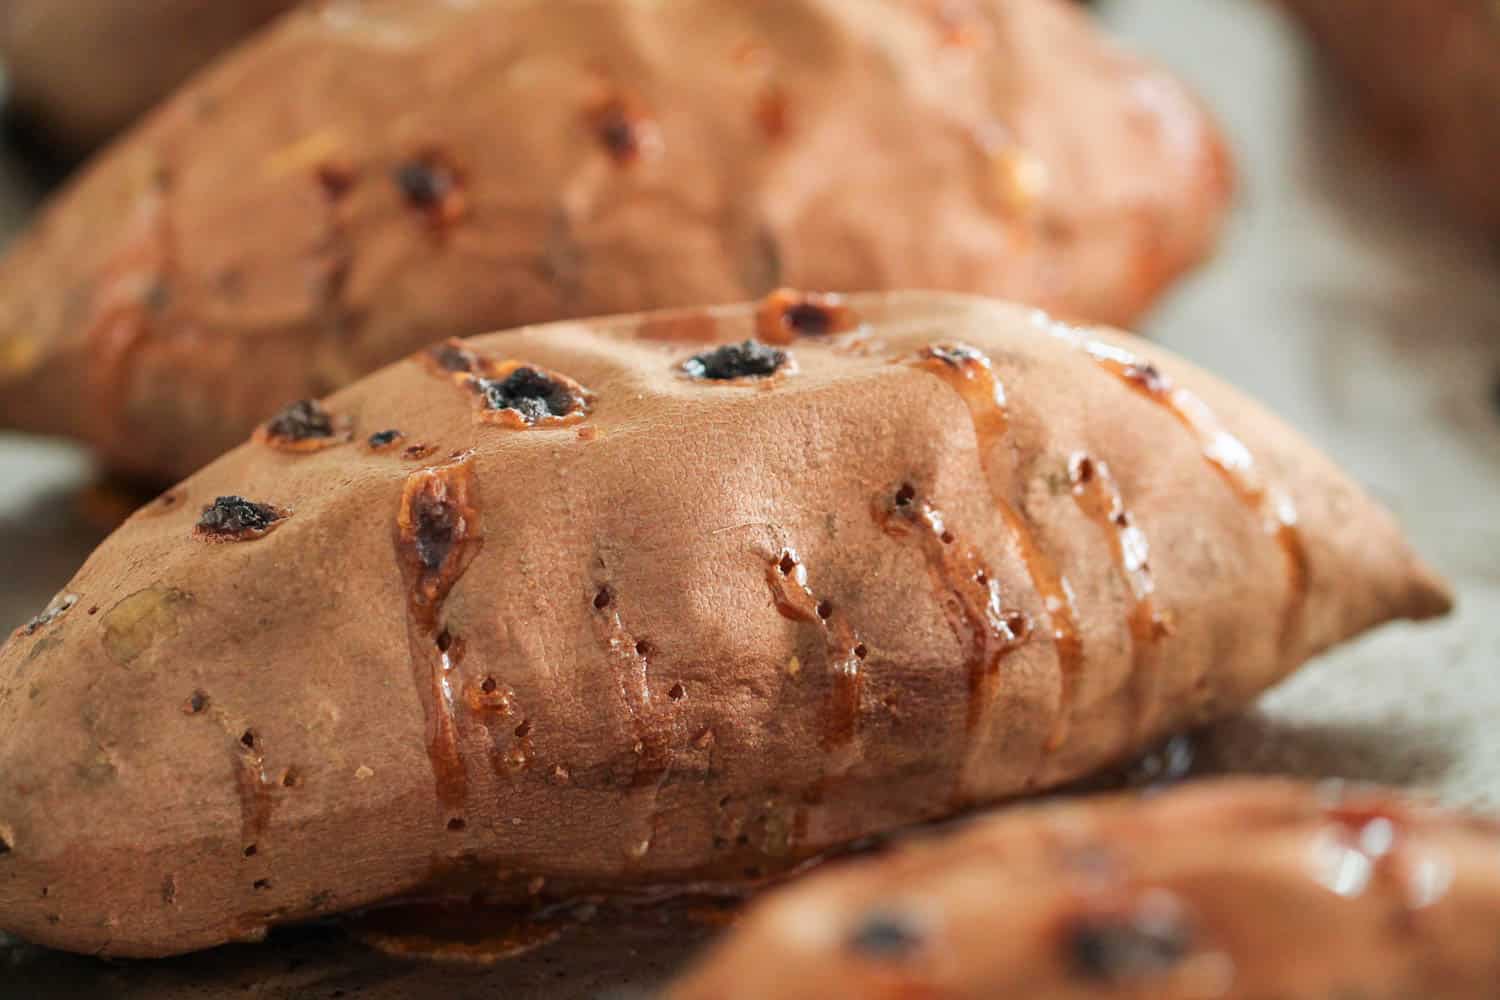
[232,732,277,856]
[766,549,865,749]
[1080,338,1309,652]
[875,491,1028,802]
[909,345,1083,752]
[591,600,672,792]
[395,454,486,826]
[1068,454,1171,739]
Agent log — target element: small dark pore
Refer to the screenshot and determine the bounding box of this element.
[1066,911,1192,982]
[393,159,454,208]
[435,628,454,653]
[187,691,209,714]
[514,720,532,739]
[853,644,868,659]
[815,600,833,620]
[253,879,271,891]
[263,399,335,442]
[895,483,916,507]
[316,162,357,201]
[0,834,11,857]
[778,552,798,576]
[1073,456,1095,484]
[634,639,653,659]
[668,683,686,701]
[446,818,467,833]
[594,586,613,610]
[240,730,257,751]
[481,677,498,695]
[682,340,787,380]
[846,910,925,960]
[243,845,258,858]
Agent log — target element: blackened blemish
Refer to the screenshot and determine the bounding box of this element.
[681,340,789,381]
[240,730,257,750]
[471,366,589,425]
[1066,911,1192,982]
[368,429,404,451]
[262,399,335,443]
[186,690,209,715]
[846,910,925,960]
[588,96,657,165]
[195,496,288,541]
[392,153,466,225]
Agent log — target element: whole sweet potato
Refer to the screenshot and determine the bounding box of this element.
[0,0,1232,483]
[0,291,1446,957]
[670,778,1500,999]
[0,0,299,150]
[1279,0,1500,230]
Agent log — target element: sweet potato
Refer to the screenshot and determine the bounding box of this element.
[1278,0,1500,230]
[0,0,1232,483]
[670,778,1500,999]
[0,0,298,151]
[0,291,1447,957]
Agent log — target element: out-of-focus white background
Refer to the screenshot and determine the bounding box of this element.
[1,0,1498,995]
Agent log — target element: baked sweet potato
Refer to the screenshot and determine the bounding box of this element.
[0,0,299,151]
[0,0,1232,483]
[670,778,1500,999]
[0,291,1447,957]
[1278,0,1500,230]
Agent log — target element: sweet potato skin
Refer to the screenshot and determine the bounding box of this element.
[0,292,1446,957]
[0,0,298,150]
[0,0,1232,482]
[669,779,1500,1000]
[1278,0,1500,229]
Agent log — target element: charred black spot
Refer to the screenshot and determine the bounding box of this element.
[413,497,460,572]
[188,691,209,714]
[473,367,582,424]
[368,429,403,449]
[197,497,284,538]
[393,160,454,208]
[682,340,788,381]
[264,400,335,442]
[1066,911,1192,982]
[846,910,925,960]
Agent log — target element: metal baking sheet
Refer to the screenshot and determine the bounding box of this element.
[3,0,1498,995]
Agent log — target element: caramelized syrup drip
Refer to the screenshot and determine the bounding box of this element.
[910,344,1082,752]
[1068,454,1171,738]
[1080,340,1309,652]
[592,598,670,791]
[875,490,1028,800]
[766,549,864,748]
[395,455,485,820]
[755,289,859,345]
[233,732,277,857]
[346,903,565,964]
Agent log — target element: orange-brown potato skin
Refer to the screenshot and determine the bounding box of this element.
[670,779,1500,1000]
[0,293,1445,957]
[0,0,1232,482]
[1279,0,1500,230]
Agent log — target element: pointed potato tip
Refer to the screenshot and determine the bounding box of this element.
[1404,557,1455,622]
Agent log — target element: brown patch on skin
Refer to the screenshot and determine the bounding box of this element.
[464,362,594,429]
[395,455,485,819]
[910,343,1082,754]
[754,84,792,141]
[101,586,191,666]
[586,93,662,166]
[193,496,290,542]
[392,151,468,228]
[253,399,351,453]
[755,289,859,345]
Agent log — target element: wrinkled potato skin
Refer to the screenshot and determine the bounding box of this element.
[0,293,1447,957]
[1279,0,1500,229]
[0,0,1232,482]
[0,0,299,150]
[670,779,1500,1000]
